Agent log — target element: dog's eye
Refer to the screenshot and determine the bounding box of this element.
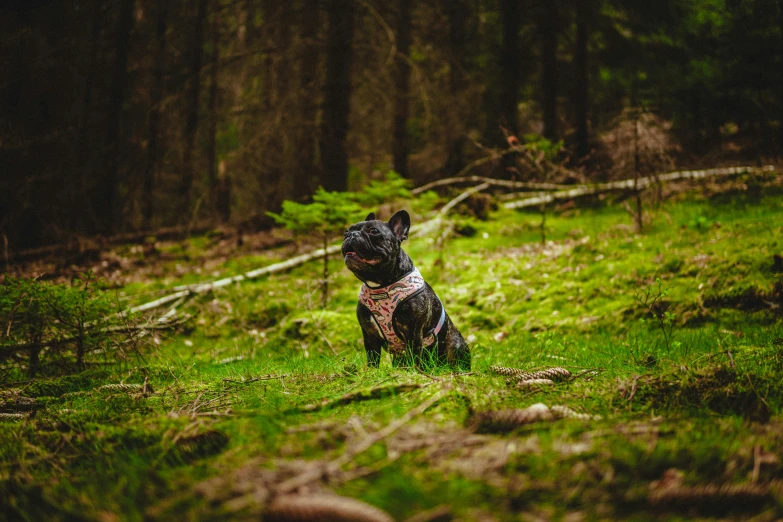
[369,227,380,235]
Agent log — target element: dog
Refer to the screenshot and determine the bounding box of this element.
[342,210,471,370]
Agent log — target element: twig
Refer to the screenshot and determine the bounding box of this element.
[625,375,642,402]
[222,373,289,384]
[725,350,735,370]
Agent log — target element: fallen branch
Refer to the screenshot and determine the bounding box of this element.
[290,383,426,413]
[504,165,775,210]
[438,182,491,216]
[413,175,569,195]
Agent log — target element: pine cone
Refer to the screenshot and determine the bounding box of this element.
[490,366,572,382]
[550,405,601,420]
[98,383,143,393]
[266,494,394,522]
[0,413,29,421]
[471,404,553,432]
[649,483,769,509]
[516,379,555,389]
[0,395,36,412]
[489,365,531,378]
[525,367,571,382]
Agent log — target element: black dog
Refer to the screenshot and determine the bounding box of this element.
[342,210,470,370]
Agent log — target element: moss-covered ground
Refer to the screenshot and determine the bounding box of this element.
[2,173,783,521]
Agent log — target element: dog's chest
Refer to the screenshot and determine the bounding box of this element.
[358,270,426,353]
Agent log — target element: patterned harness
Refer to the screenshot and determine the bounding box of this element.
[358,268,446,354]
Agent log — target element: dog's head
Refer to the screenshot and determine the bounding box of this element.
[342,210,410,280]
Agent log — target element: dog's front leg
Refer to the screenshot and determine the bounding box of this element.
[362,330,383,367]
[358,303,383,367]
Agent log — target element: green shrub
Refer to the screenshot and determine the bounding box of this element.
[0,273,144,377]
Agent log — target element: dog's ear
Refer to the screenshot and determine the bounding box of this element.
[365,212,376,221]
[387,210,410,242]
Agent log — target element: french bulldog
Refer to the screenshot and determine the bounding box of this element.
[342,210,471,370]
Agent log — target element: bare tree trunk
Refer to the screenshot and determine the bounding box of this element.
[245,0,258,44]
[778,0,783,158]
[143,1,168,230]
[181,0,209,217]
[499,0,522,137]
[270,2,295,207]
[574,0,589,158]
[320,0,355,192]
[392,0,412,178]
[541,1,559,141]
[633,109,643,233]
[207,5,223,221]
[98,0,135,234]
[445,0,467,175]
[75,0,101,233]
[322,234,329,308]
[293,0,320,200]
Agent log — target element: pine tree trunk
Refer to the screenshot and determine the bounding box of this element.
[574,0,589,159]
[181,0,209,217]
[322,234,329,308]
[75,0,101,233]
[499,0,522,137]
[392,0,412,178]
[445,0,467,175]
[293,0,320,200]
[207,5,223,221]
[143,1,168,230]
[320,0,355,192]
[541,2,559,141]
[633,109,643,233]
[778,0,783,158]
[98,0,135,234]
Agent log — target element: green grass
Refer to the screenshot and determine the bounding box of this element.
[2,175,783,520]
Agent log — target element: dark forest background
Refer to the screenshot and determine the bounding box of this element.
[1,0,781,251]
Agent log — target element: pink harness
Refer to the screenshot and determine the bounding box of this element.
[358,268,446,354]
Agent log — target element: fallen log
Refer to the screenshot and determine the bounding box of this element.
[412,175,570,195]
[503,165,776,210]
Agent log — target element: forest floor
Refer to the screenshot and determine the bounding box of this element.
[2,172,783,521]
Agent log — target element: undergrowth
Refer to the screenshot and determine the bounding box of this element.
[2,175,783,521]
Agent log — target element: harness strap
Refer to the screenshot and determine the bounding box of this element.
[423,297,446,347]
